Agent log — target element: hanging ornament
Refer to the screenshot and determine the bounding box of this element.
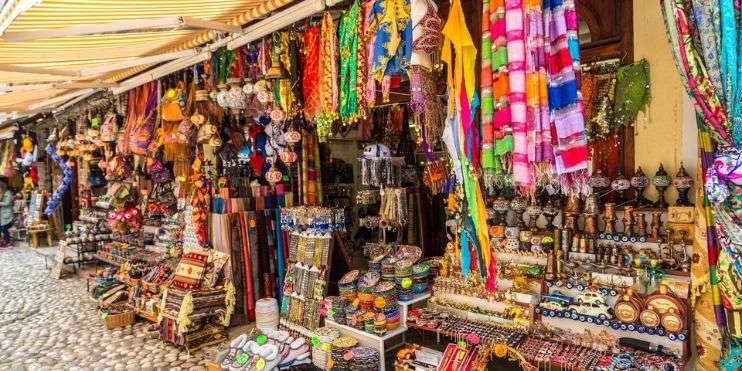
[266,165,283,184]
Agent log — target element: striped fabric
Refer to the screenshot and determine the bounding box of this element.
[544,0,588,183]
[491,0,512,174]
[481,0,495,174]
[505,0,531,189]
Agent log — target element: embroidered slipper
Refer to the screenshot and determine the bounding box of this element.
[230,334,248,350]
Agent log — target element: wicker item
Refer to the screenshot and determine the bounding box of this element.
[100,307,134,330]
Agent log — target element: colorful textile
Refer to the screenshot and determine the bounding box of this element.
[524,0,550,168]
[544,0,588,191]
[171,250,209,290]
[613,59,651,129]
[302,23,321,121]
[661,0,731,146]
[506,0,530,189]
[442,0,495,289]
[481,0,495,173]
[316,12,339,141]
[491,0,512,177]
[338,1,365,123]
[367,0,412,101]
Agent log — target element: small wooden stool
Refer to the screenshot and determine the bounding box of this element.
[28,226,53,248]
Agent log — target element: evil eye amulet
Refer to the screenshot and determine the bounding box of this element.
[637,326,646,333]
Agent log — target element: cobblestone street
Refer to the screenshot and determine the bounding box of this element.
[0,246,219,371]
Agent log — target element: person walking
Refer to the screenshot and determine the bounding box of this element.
[0,181,15,248]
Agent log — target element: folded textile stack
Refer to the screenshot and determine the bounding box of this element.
[255,297,280,333]
[338,270,359,301]
[312,326,341,369]
[349,346,380,371]
[330,336,358,371]
[411,262,430,294]
[323,296,347,324]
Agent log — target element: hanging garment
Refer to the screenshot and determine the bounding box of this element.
[302,23,321,121]
[316,12,339,141]
[367,0,413,101]
[338,1,365,123]
[442,0,495,290]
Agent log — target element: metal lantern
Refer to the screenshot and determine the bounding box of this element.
[652,164,672,208]
[673,162,694,206]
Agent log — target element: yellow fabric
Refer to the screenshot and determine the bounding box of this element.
[441,0,476,111]
[692,169,722,370]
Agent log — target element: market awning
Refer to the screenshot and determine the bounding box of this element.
[0,0,292,116]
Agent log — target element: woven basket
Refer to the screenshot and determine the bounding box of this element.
[100,308,134,330]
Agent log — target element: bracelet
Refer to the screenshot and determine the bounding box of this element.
[612,352,634,370]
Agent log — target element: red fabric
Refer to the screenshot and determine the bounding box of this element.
[302,24,321,120]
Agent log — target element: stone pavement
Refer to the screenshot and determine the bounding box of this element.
[0,245,223,371]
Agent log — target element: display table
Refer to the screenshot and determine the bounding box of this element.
[398,292,431,324]
[325,319,407,370]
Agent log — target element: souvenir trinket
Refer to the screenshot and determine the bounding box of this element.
[630,167,651,207]
[672,162,693,206]
[653,164,672,208]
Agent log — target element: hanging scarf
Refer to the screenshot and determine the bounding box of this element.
[442,0,495,290]
[364,0,378,106]
[481,0,495,177]
[524,0,551,180]
[506,0,531,190]
[491,0,512,180]
[661,0,730,146]
[338,1,365,124]
[544,0,588,193]
[302,23,321,121]
[367,0,412,102]
[316,12,339,142]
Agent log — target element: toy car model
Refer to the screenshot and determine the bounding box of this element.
[575,292,606,305]
[540,293,573,310]
[569,301,613,320]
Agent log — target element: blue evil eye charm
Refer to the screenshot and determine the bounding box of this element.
[621,236,629,242]
[603,320,610,326]
[647,328,656,335]
[566,282,574,289]
[678,333,686,341]
[658,327,666,336]
[577,284,585,291]
[556,280,563,287]
[613,235,621,241]
[571,312,579,320]
[535,307,541,314]
[637,326,646,333]
[620,324,627,331]
[549,310,556,317]
[579,315,586,322]
[556,311,563,318]
[668,333,677,341]
[628,324,635,331]
[610,289,618,296]
[611,322,621,330]
[546,281,553,287]
[629,237,637,243]
[599,233,605,239]
[587,317,594,323]
[639,236,647,242]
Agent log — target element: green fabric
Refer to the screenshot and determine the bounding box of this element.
[613,59,650,128]
[338,1,362,123]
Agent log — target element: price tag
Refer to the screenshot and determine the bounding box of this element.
[321,343,332,352]
[256,357,266,370]
[256,335,267,345]
[401,277,413,289]
[457,341,467,350]
[100,312,108,320]
[235,353,249,366]
[311,336,320,347]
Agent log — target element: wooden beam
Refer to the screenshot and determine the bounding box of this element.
[180,17,241,33]
[1,17,182,43]
[28,88,95,110]
[0,64,80,77]
[2,16,240,43]
[0,83,56,92]
[55,81,117,89]
[78,49,198,76]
